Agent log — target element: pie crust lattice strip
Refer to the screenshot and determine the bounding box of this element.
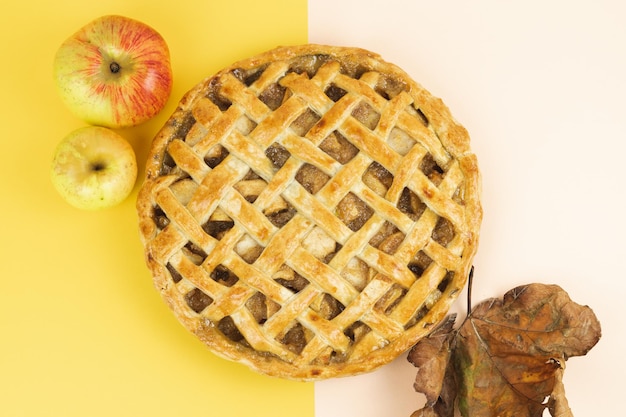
[137,44,482,380]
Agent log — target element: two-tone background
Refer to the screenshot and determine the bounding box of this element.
[2,1,624,416]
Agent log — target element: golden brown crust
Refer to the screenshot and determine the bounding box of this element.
[137,44,482,380]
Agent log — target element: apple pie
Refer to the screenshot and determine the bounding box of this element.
[137,44,482,380]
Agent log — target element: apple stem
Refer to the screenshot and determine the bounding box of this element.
[91,162,106,172]
[109,62,121,74]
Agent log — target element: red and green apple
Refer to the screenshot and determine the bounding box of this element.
[53,15,173,128]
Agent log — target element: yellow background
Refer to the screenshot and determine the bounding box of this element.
[1,1,311,416]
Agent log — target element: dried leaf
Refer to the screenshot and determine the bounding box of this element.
[407,314,458,417]
[410,408,440,417]
[547,367,573,417]
[407,283,601,417]
[407,314,456,405]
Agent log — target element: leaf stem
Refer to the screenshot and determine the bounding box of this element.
[467,266,474,317]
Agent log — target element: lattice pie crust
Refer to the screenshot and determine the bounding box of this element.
[137,44,482,380]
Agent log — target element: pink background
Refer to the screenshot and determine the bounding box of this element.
[309,1,626,416]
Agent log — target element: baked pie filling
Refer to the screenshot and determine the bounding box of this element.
[137,44,482,380]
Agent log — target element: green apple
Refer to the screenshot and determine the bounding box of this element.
[53,15,173,128]
[50,126,137,210]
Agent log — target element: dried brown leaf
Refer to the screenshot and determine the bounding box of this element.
[409,408,440,417]
[407,283,601,417]
[407,314,456,405]
[547,367,573,417]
